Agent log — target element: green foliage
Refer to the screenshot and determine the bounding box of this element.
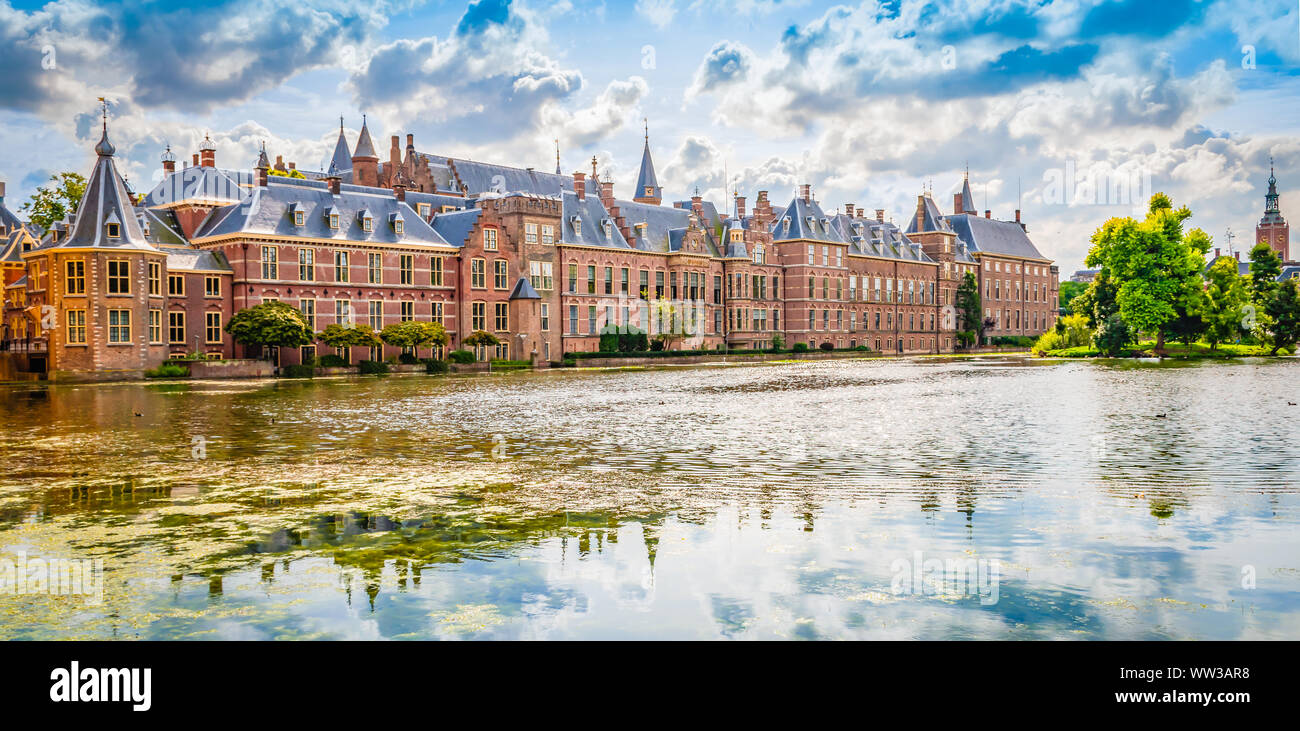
[792,342,809,353]
[280,364,315,378]
[225,301,314,349]
[1058,280,1087,310]
[317,323,382,349]
[1249,242,1282,306]
[448,349,476,364]
[317,354,348,368]
[424,358,450,374]
[461,330,501,348]
[144,362,189,379]
[1093,313,1132,356]
[769,333,786,352]
[1033,314,1093,355]
[1202,256,1248,349]
[1265,279,1300,355]
[358,360,389,375]
[1084,193,1211,352]
[955,271,983,341]
[380,320,449,351]
[20,172,87,232]
[989,335,1035,347]
[819,342,834,350]
[267,168,307,179]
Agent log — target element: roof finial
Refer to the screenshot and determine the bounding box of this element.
[644,117,649,144]
[340,115,344,133]
[964,161,969,180]
[94,97,115,156]
[591,155,598,179]
[555,139,561,174]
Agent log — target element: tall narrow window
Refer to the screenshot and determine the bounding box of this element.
[205,312,222,344]
[335,251,349,282]
[495,302,509,331]
[400,301,414,322]
[107,260,130,294]
[65,309,86,344]
[483,228,498,251]
[108,309,131,343]
[65,261,85,295]
[149,261,162,295]
[471,258,486,289]
[400,255,414,285]
[298,249,314,281]
[368,253,382,284]
[430,257,444,287]
[260,246,277,280]
[494,260,509,290]
[168,311,185,344]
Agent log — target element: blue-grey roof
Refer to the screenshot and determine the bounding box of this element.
[353,119,377,159]
[1205,254,1251,277]
[192,180,449,247]
[49,131,158,252]
[161,245,232,273]
[958,177,976,214]
[403,191,473,217]
[563,191,630,249]
[832,213,933,263]
[0,198,24,234]
[143,165,246,208]
[946,213,1048,260]
[418,153,595,198]
[430,208,480,248]
[2,227,35,263]
[329,125,352,174]
[771,196,849,243]
[1279,265,1299,282]
[904,194,953,235]
[635,141,661,200]
[508,277,541,300]
[137,208,189,246]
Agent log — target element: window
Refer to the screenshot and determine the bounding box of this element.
[65,261,85,295]
[587,305,597,335]
[168,311,185,344]
[530,261,554,291]
[108,310,131,343]
[294,210,305,227]
[541,225,554,245]
[400,301,414,322]
[298,249,314,281]
[368,253,382,284]
[260,246,277,280]
[106,222,120,239]
[640,270,649,299]
[567,263,578,293]
[418,203,431,218]
[472,302,486,331]
[300,299,316,330]
[361,214,373,233]
[369,301,383,331]
[621,267,630,295]
[471,258,486,289]
[335,299,351,325]
[149,309,162,344]
[328,211,339,230]
[494,259,509,290]
[431,301,444,326]
[400,255,414,285]
[540,303,550,331]
[431,256,444,286]
[334,251,349,282]
[525,222,538,244]
[604,266,613,295]
[149,261,162,295]
[394,219,404,236]
[586,265,596,294]
[569,304,578,334]
[107,260,130,294]
[484,228,498,251]
[713,275,722,304]
[205,312,222,344]
[494,302,509,331]
[205,276,221,297]
[65,309,86,344]
[168,274,184,297]
[807,245,814,265]
[655,271,665,299]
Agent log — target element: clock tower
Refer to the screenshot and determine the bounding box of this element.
[1257,161,1291,263]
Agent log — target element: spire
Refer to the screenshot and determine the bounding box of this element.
[62,108,151,249]
[633,119,661,205]
[329,117,352,173]
[959,175,976,214]
[353,114,377,159]
[555,139,561,175]
[94,97,114,157]
[256,141,270,169]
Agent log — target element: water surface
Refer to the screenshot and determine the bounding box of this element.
[2,356,1297,639]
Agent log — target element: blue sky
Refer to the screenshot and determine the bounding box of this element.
[1,0,1298,271]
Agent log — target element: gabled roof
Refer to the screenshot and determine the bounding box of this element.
[0,197,25,234]
[946,214,1048,260]
[508,277,541,300]
[192,180,449,247]
[562,190,631,249]
[771,196,849,243]
[160,245,232,273]
[143,165,246,208]
[429,208,480,248]
[634,141,661,200]
[904,194,953,235]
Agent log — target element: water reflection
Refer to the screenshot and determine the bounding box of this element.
[1,356,1298,639]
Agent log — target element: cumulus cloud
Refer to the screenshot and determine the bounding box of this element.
[635,0,677,29]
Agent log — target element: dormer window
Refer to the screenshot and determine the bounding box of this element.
[357,209,373,233]
[417,203,431,218]
[781,217,791,235]
[106,223,120,239]
[571,215,582,238]
[326,207,340,230]
[634,222,648,240]
[290,203,305,226]
[602,219,613,240]
[390,212,405,236]
[806,215,815,231]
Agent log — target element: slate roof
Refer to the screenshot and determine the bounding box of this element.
[508,277,541,300]
[771,196,850,243]
[192,180,449,247]
[329,123,352,174]
[1,228,35,263]
[417,153,596,198]
[1205,254,1252,277]
[1279,265,1300,282]
[430,208,480,248]
[143,165,246,208]
[833,213,934,263]
[563,191,631,249]
[0,198,24,234]
[904,194,953,235]
[635,141,662,201]
[160,245,233,273]
[958,177,976,214]
[403,190,473,217]
[945,213,1048,261]
[354,118,377,159]
[42,127,158,252]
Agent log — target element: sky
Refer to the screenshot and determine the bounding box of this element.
[1,0,1298,272]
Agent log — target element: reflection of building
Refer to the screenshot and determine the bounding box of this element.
[4,112,1060,379]
[1070,269,1099,284]
[1257,163,1291,264]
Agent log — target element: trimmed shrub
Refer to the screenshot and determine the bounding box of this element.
[358,360,389,375]
[792,342,810,353]
[448,349,476,364]
[853,345,870,351]
[145,363,190,379]
[318,354,348,368]
[398,352,420,365]
[423,358,449,374]
[280,364,315,378]
[819,342,835,351]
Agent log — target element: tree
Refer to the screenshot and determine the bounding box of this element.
[1202,256,1248,350]
[268,168,307,180]
[1163,286,1207,346]
[317,323,382,360]
[1265,279,1300,355]
[1058,280,1087,311]
[1084,193,1211,354]
[379,321,448,358]
[462,330,501,348]
[1086,271,1131,356]
[20,172,87,232]
[1248,242,1282,307]
[225,301,314,356]
[955,270,982,347]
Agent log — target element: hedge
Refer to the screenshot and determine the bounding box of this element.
[564,346,871,360]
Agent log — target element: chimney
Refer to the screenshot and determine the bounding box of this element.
[573,171,586,200]
[954,194,964,215]
[1015,209,1021,223]
[256,162,268,188]
[599,176,615,207]
[1215,247,1221,258]
[875,209,884,222]
[192,153,199,167]
[406,133,414,151]
[856,207,864,218]
[800,184,811,203]
[844,202,855,218]
[1234,251,1240,261]
[985,209,991,218]
[274,155,286,172]
[735,196,746,219]
[0,181,5,206]
[326,174,341,195]
[288,162,296,171]
[393,183,406,201]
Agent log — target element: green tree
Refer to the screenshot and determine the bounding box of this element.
[317,323,382,360]
[1085,271,1131,355]
[379,321,448,358]
[1162,286,1207,346]
[20,172,87,232]
[1265,279,1300,355]
[225,301,315,355]
[1248,242,1282,306]
[462,330,501,348]
[955,270,982,347]
[268,168,307,179]
[1058,280,1087,310]
[1202,257,1248,350]
[1084,193,1211,354]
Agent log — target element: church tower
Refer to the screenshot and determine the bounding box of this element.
[1257,161,1290,263]
[632,120,662,206]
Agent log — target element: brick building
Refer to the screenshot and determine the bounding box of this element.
[3,113,1064,378]
[1256,163,1291,264]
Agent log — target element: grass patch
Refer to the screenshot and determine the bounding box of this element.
[1044,340,1293,359]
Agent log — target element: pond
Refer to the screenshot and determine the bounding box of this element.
[1,355,1297,639]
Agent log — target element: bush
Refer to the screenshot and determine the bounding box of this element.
[853,345,870,351]
[819,342,835,351]
[1033,314,1093,355]
[145,363,190,379]
[318,354,348,368]
[448,349,475,364]
[280,364,315,378]
[792,342,810,353]
[398,352,420,365]
[423,358,449,374]
[358,360,389,375]
[990,335,1035,347]
[649,339,665,352]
